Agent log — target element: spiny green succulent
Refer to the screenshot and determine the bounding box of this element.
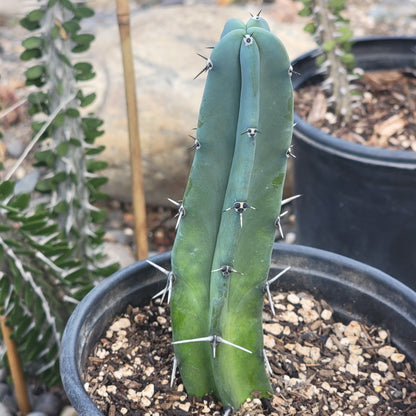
[168,14,294,410]
[299,0,360,122]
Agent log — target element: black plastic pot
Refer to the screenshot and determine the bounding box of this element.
[60,243,416,415]
[291,37,416,290]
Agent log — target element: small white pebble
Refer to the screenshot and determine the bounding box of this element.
[97,385,108,398]
[141,383,154,399]
[321,309,333,321]
[177,402,191,412]
[300,298,315,310]
[367,395,379,405]
[378,345,397,358]
[280,310,299,325]
[109,317,131,331]
[377,361,389,372]
[157,316,167,325]
[264,334,276,349]
[287,293,300,304]
[141,396,151,407]
[378,329,388,340]
[264,323,283,336]
[344,321,361,338]
[391,353,405,363]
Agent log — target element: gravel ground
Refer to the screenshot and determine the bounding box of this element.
[84,289,416,415]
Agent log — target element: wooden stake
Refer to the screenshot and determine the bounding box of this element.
[116,0,148,260]
[0,316,31,415]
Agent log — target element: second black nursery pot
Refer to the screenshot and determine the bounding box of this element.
[291,37,416,290]
[60,244,416,416]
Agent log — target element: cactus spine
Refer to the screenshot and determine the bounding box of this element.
[170,15,293,410]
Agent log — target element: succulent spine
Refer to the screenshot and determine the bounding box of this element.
[170,15,293,410]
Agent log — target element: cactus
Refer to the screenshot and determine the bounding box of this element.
[298,0,360,122]
[169,14,293,410]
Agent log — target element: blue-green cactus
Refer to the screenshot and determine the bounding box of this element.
[169,14,294,410]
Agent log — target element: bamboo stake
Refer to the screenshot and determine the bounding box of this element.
[116,0,148,260]
[0,316,32,415]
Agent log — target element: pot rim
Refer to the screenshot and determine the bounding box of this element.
[291,36,416,169]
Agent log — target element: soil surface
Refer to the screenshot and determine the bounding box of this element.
[294,69,416,152]
[84,289,416,415]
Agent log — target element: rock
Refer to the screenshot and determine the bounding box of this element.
[0,383,11,401]
[0,368,6,383]
[32,392,62,416]
[1,394,17,415]
[0,402,12,416]
[102,241,135,268]
[59,406,78,416]
[85,4,313,206]
[5,138,24,158]
[14,170,40,194]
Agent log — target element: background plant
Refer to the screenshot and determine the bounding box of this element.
[298,0,360,122]
[0,0,118,386]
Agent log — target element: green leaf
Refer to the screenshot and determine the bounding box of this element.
[20,219,47,231]
[27,9,45,22]
[85,145,105,155]
[298,6,312,17]
[20,17,41,31]
[340,53,355,68]
[79,92,96,107]
[65,108,80,118]
[53,112,65,128]
[50,25,60,40]
[323,40,336,52]
[97,262,119,278]
[74,62,93,72]
[53,200,69,214]
[0,181,15,199]
[0,224,11,232]
[57,52,72,67]
[34,150,56,168]
[20,48,42,61]
[28,92,48,105]
[56,142,70,156]
[60,0,76,12]
[9,194,30,210]
[72,33,94,45]
[86,160,107,172]
[69,138,81,147]
[36,178,55,192]
[25,65,45,80]
[74,6,94,18]
[62,20,81,34]
[303,22,316,34]
[91,208,107,223]
[87,177,108,188]
[22,36,43,49]
[64,267,87,282]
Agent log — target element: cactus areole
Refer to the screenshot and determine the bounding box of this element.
[170,15,294,410]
